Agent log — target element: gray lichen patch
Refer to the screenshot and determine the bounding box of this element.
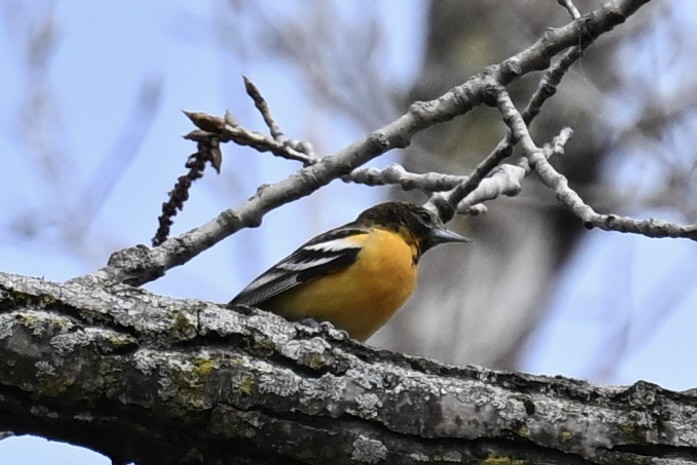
[49,327,137,355]
[198,306,247,336]
[351,435,387,464]
[50,330,94,354]
[258,367,300,398]
[354,392,382,416]
[131,348,224,412]
[198,305,297,346]
[133,349,161,375]
[111,299,199,341]
[0,310,77,339]
[280,337,334,369]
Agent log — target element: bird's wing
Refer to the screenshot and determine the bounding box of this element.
[228,226,368,307]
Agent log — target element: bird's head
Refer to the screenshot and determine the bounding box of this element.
[355,201,471,260]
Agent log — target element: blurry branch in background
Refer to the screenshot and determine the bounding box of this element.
[590,251,697,381]
[78,77,163,232]
[240,1,397,129]
[2,4,162,256]
[85,0,675,289]
[607,88,697,219]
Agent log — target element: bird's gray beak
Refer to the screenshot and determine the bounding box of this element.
[423,226,472,251]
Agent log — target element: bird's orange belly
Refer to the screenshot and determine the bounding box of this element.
[264,230,417,340]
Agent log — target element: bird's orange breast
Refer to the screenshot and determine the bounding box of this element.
[263,229,418,340]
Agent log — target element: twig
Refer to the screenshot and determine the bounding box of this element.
[243,75,286,142]
[428,44,585,222]
[151,139,222,247]
[82,0,653,286]
[188,110,472,192]
[186,111,316,165]
[558,0,582,19]
[346,164,467,191]
[446,129,574,216]
[496,88,697,240]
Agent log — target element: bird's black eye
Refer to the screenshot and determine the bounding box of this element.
[418,210,433,226]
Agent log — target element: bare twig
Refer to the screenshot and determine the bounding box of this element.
[152,139,223,247]
[185,111,315,165]
[496,88,697,240]
[82,0,652,286]
[191,38,582,216]
[428,44,585,222]
[346,164,467,191]
[199,83,475,194]
[243,75,286,142]
[534,156,697,239]
[558,0,582,19]
[447,128,574,216]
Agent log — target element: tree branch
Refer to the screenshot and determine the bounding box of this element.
[83,0,650,288]
[9,2,697,465]
[495,86,697,240]
[2,271,697,465]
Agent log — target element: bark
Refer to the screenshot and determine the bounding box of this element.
[1,271,696,465]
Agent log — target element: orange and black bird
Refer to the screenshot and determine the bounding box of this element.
[229,201,471,341]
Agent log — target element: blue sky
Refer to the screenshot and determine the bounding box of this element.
[1,1,696,463]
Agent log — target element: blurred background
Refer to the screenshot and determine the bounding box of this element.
[2,0,697,463]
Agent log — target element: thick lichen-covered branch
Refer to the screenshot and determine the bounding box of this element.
[2,271,697,465]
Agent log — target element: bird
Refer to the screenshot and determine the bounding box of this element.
[228,201,471,341]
